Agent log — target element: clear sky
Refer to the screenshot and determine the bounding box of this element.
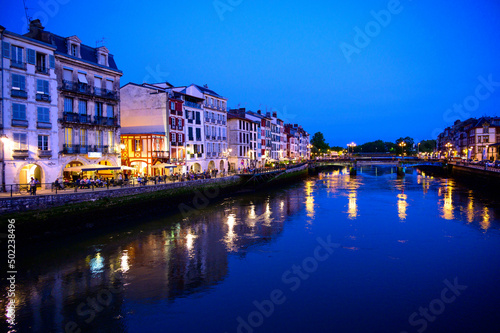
[2,0,500,146]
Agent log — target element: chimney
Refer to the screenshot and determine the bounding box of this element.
[272,112,277,118]
[257,110,261,115]
[25,19,44,39]
[266,112,271,117]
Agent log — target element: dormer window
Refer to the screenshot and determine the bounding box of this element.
[100,54,106,65]
[71,44,78,57]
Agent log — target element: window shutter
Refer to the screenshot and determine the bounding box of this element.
[43,80,49,93]
[27,49,35,64]
[169,117,172,125]
[2,42,10,58]
[49,55,55,68]
[37,79,43,93]
[20,76,26,91]
[182,119,184,126]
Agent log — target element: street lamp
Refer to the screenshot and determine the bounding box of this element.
[347,142,356,158]
[445,142,453,161]
[399,141,407,157]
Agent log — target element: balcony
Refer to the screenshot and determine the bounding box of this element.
[206,135,211,140]
[94,87,119,100]
[94,145,109,153]
[11,89,28,99]
[36,93,51,102]
[37,121,52,129]
[185,101,201,109]
[38,150,52,158]
[61,80,92,95]
[12,149,29,159]
[94,116,118,127]
[36,65,49,74]
[12,119,28,127]
[61,112,92,124]
[152,151,170,159]
[11,60,26,70]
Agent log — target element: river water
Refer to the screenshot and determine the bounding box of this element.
[3,166,500,333]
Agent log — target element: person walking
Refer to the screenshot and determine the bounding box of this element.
[29,177,36,195]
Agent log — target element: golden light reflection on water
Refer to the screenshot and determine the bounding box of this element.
[224,214,238,252]
[121,251,130,273]
[348,191,357,220]
[481,207,491,230]
[397,193,408,221]
[441,185,454,220]
[89,253,105,274]
[305,180,315,220]
[467,195,474,224]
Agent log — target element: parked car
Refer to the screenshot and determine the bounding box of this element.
[469,159,480,165]
[485,160,495,167]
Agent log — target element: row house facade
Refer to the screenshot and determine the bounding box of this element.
[436,117,500,161]
[21,20,123,182]
[227,108,261,170]
[120,83,182,176]
[0,25,59,186]
[284,124,311,161]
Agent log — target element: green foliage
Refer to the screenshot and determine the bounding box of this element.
[418,139,436,153]
[395,137,415,155]
[311,132,329,152]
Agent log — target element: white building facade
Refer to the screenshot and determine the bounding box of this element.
[0,24,60,187]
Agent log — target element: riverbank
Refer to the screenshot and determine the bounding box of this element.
[1,166,310,243]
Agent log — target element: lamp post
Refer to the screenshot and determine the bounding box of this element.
[445,142,452,161]
[399,141,407,158]
[347,142,356,159]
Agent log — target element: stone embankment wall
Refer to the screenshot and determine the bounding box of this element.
[0,176,240,214]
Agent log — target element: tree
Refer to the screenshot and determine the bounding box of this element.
[418,140,436,153]
[395,137,415,155]
[311,132,329,153]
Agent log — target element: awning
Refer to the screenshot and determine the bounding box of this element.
[64,164,120,172]
[77,73,88,84]
[151,163,177,169]
[120,166,135,170]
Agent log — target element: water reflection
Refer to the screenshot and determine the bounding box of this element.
[3,167,500,333]
[397,193,408,221]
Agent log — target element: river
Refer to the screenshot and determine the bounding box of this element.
[2,165,500,333]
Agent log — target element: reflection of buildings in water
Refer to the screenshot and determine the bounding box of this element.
[418,173,430,195]
[467,195,475,224]
[304,180,315,220]
[397,193,408,221]
[8,187,308,332]
[481,207,491,230]
[439,181,454,221]
[348,191,357,220]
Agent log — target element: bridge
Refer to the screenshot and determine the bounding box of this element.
[238,163,309,186]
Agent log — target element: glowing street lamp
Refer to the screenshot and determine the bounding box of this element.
[445,142,453,160]
[399,141,407,157]
[347,142,356,158]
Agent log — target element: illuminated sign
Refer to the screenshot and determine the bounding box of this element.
[88,152,102,158]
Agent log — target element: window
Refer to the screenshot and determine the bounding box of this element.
[94,77,102,89]
[79,129,87,146]
[37,79,49,94]
[171,132,176,142]
[108,131,114,148]
[63,69,72,81]
[177,118,182,130]
[134,139,141,151]
[65,128,73,145]
[106,79,113,91]
[79,100,87,115]
[13,133,27,150]
[36,52,47,72]
[178,133,183,142]
[64,97,73,112]
[106,105,114,117]
[171,102,175,110]
[12,74,25,90]
[100,54,106,65]
[37,107,49,122]
[95,102,103,117]
[71,44,78,57]
[188,127,193,141]
[12,104,26,120]
[38,135,49,151]
[196,128,201,141]
[96,131,103,146]
[11,45,23,65]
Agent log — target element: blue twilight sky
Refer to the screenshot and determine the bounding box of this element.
[2,0,500,146]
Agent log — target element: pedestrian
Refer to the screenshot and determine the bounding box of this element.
[29,177,36,195]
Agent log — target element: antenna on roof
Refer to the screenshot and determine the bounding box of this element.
[23,0,31,31]
[96,37,106,48]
